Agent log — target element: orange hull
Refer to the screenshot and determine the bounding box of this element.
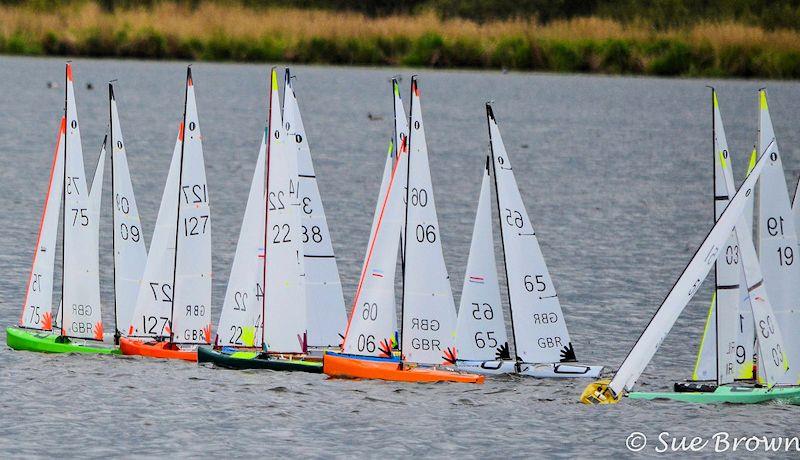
[119,337,197,362]
[323,353,484,384]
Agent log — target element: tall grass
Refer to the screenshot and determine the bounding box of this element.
[2,2,800,77]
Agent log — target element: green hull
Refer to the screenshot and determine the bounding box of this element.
[5,327,120,354]
[197,346,323,373]
[628,385,800,404]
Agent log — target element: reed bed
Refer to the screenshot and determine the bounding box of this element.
[2,3,800,78]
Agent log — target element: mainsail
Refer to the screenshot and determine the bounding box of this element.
[109,84,148,338]
[756,89,800,384]
[263,68,307,353]
[455,159,508,361]
[487,103,573,364]
[693,89,755,383]
[283,69,346,348]
[170,68,212,345]
[61,63,103,340]
[401,77,457,365]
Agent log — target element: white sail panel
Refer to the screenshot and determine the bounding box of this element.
[110,85,148,337]
[487,104,572,364]
[171,70,213,344]
[61,64,103,340]
[608,153,768,396]
[128,135,181,339]
[401,78,457,365]
[263,69,307,353]
[756,90,800,383]
[20,117,65,331]
[283,70,345,348]
[343,143,403,357]
[710,91,741,384]
[455,165,508,361]
[216,132,266,348]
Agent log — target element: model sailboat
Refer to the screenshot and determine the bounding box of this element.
[120,67,212,362]
[7,63,116,354]
[454,105,602,378]
[198,68,321,372]
[690,90,755,384]
[581,145,800,404]
[324,77,483,383]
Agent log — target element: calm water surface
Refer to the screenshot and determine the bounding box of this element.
[1,56,799,458]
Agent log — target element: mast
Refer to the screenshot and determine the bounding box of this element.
[59,62,69,336]
[710,87,721,386]
[392,78,406,276]
[169,66,192,344]
[109,82,119,343]
[261,67,276,350]
[486,103,519,362]
[400,76,417,353]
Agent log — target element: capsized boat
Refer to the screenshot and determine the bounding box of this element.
[581,148,797,404]
[121,67,212,362]
[7,63,117,355]
[454,105,602,378]
[324,76,483,384]
[199,67,319,371]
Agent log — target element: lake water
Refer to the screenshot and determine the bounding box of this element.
[1,56,799,457]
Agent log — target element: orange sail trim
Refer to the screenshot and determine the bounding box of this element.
[66,63,73,82]
[119,337,198,362]
[341,146,405,348]
[41,312,53,331]
[93,322,104,341]
[323,353,484,383]
[20,117,66,327]
[203,324,212,344]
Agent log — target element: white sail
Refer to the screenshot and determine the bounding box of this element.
[110,84,148,337]
[608,153,768,396]
[342,142,404,357]
[455,162,508,361]
[171,69,212,345]
[487,104,572,364]
[283,69,346,348]
[61,64,103,340]
[401,78,457,365]
[216,131,266,348]
[694,90,751,383]
[20,117,65,331]
[128,133,182,339]
[756,89,800,383]
[263,69,307,353]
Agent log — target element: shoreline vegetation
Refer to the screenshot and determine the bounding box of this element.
[3,3,800,78]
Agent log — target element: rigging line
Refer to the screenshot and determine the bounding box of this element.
[170,66,192,344]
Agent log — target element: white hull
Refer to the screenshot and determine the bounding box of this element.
[456,360,603,378]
